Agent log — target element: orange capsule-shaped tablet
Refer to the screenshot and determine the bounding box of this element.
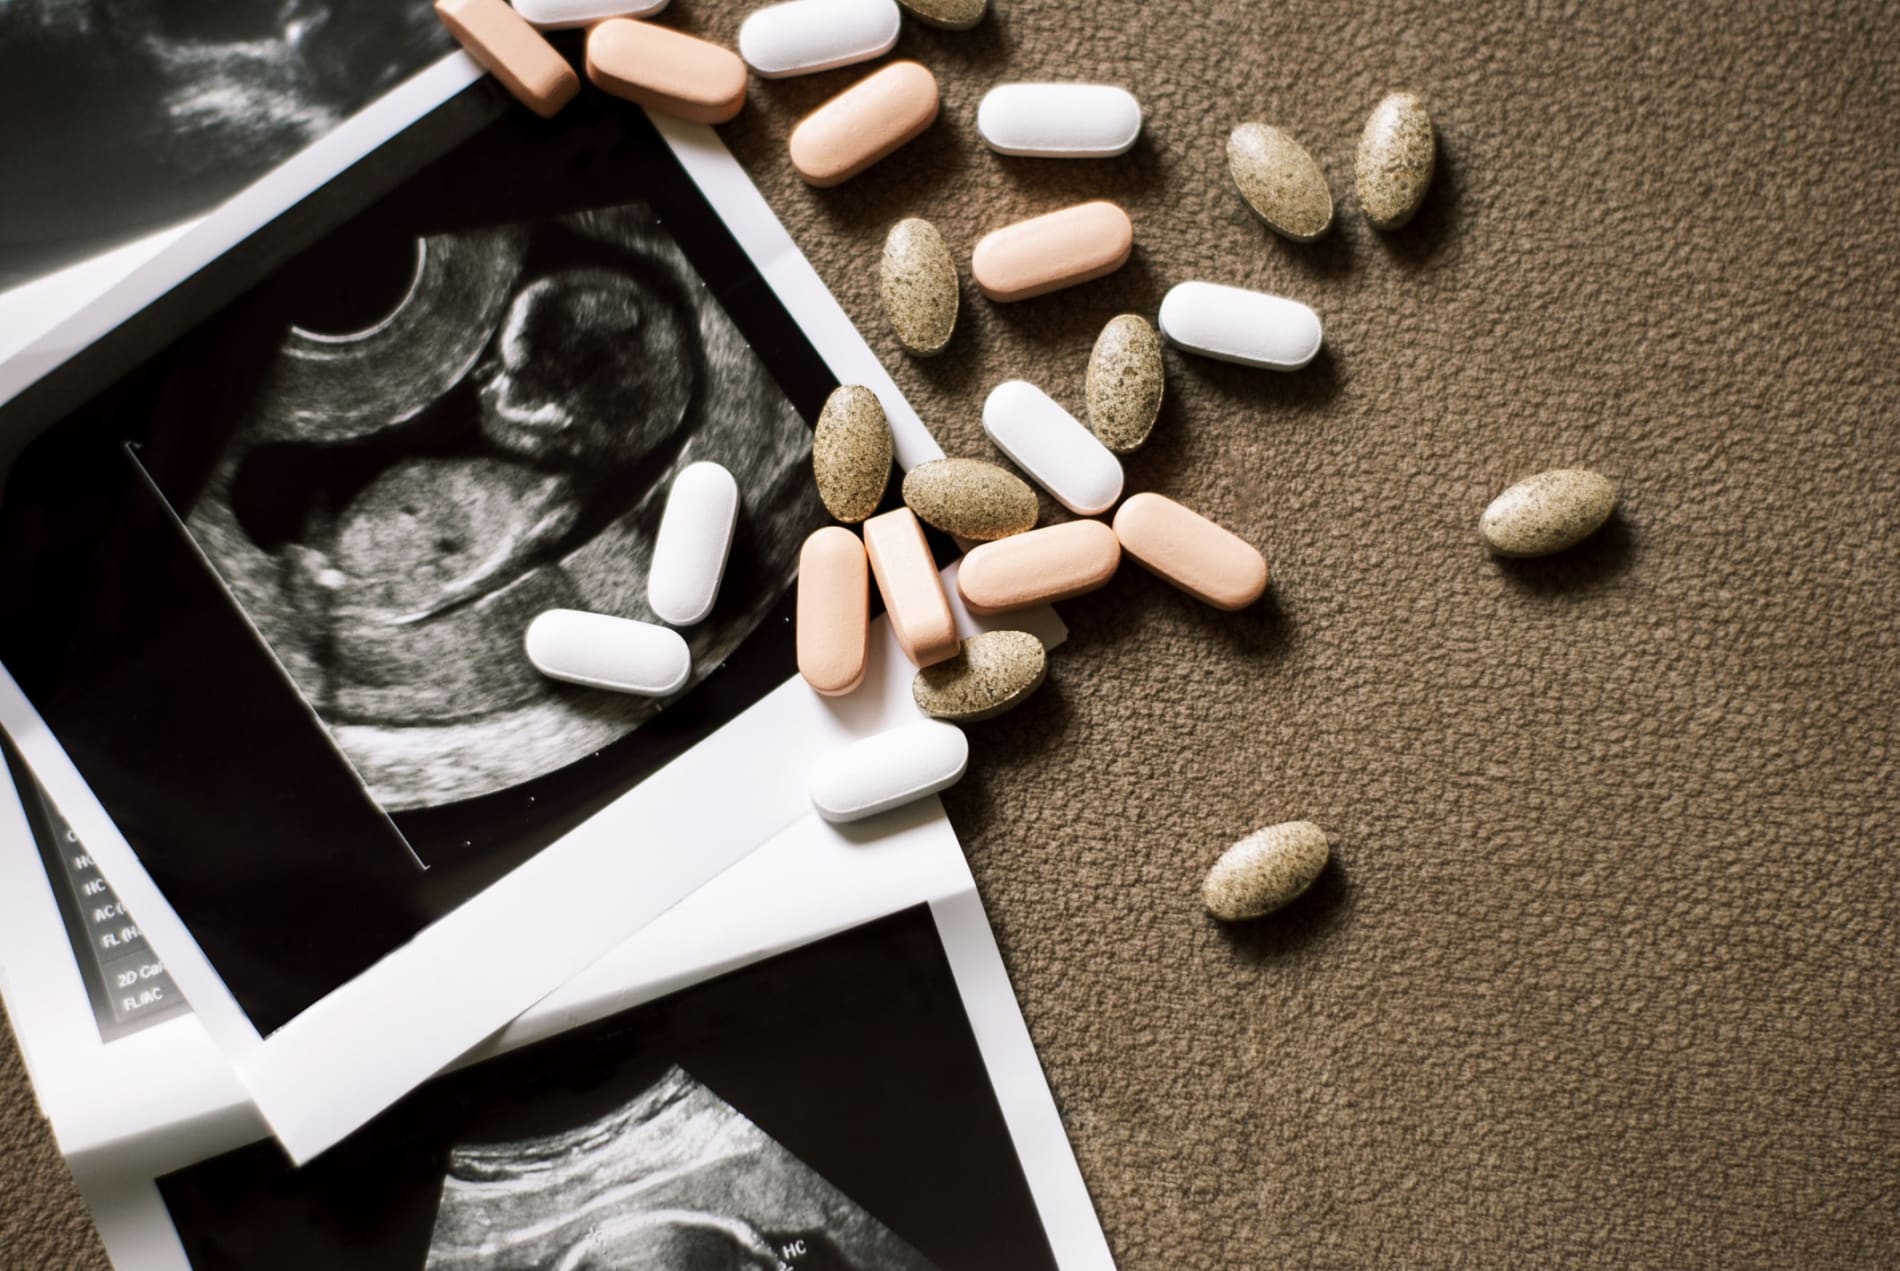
[435,0,580,119]
[1112,492,1267,610]
[789,61,940,187]
[585,20,748,124]
[970,201,1133,302]
[797,527,870,696]
[862,508,959,667]
[957,520,1121,616]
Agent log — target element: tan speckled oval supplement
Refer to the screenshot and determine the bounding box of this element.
[789,61,939,187]
[1479,468,1616,557]
[1112,492,1267,611]
[901,458,1038,541]
[971,201,1133,302]
[434,0,579,119]
[957,520,1121,615]
[897,0,986,29]
[880,218,958,357]
[797,526,870,696]
[1085,314,1164,453]
[1228,122,1333,242]
[813,385,893,523]
[1356,92,1435,231]
[912,630,1046,723]
[585,19,748,125]
[1203,821,1329,921]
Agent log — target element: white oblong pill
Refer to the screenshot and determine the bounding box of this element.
[976,83,1143,158]
[981,380,1124,516]
[1156,281,1323,371]
[809,720,969,823]
[649,461,739,627]
[739,0,901,78]
[524,610,692,695]
[512,0,669,29]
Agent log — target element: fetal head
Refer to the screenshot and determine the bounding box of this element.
[553,1210,779,1271]
[478,268,694,466]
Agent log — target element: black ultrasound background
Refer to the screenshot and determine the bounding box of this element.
[157,907,1061,1271]
[0,85,918,1036]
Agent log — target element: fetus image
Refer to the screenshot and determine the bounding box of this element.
[179,206,821,811]
[423,1067,936,1271]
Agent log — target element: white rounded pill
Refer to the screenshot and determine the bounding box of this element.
[739,0,900,78]
[809,720,969,823]
[1157,281,1323,372]
[512,0,669,29]
[976,83,1142,158]
[981,380,1124,516]
[648,461,739,627]
[524,610,692,695]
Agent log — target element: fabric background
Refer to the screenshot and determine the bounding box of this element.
[5,0,1897,1265]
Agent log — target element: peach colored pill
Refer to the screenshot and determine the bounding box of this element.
[585,19,748,124]
[797,527,871,696]
[789,61,940,187]
[1112,492,1268,611]
[970,201,1133,302]
[862,508,959,667]
[957,520,1122,616]
[434,0,579,119]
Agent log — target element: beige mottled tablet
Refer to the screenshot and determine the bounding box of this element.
[434,0,580,118]
[585,19,748,124]
[1112,492,1267,610]
[970,201,1132,302]
[797,526,870,696]
[862,507,959,667]
[789,61,940,187]
[957,520,1121,615]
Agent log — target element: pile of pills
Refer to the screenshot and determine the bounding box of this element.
[436,0,1623,919]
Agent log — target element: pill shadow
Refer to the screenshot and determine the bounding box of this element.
[894,10,1015,73]
[984,130,1170,206]
[1173,342,1343,416]
[1494,513,1636,596]
[1262,217,1357,282]
[905,279,989,394]
[1217,855,1352,962]
[932,677,1075,831]
[978,251,1168,351]
[1374,137,1462,271]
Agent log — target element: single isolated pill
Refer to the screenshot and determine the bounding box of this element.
[435,0,580,118]
[648,461,739,626]
[981,380,1124,516]
[789,61,939,187]
[1156,281,1323,372]
[585,19,748,124]
[809,719,968,823]
[512,0,669,30]
[862,508,960,667]
[524,610,692,695]
[1112,492,1267,610]
[971,201,1132,302]
[957,519,1121,615]
[1479,468,1616,558]
[1203,821,1330,921]
[739,0,900,78]
[976,83,1142,158]
[797,526,870,696]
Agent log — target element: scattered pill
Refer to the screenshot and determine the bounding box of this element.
[585,19,748,124]
[1085,314,1165,454]
[896,0,985,29]
[738,0,900,78]
[648,461,739,626]
[435,0,580,118]
[809,719,969,822]
[511,0,668,29]
[1156,281,1322,372]
[981,381,1124,516]
[797,526,870,696]
[1479,468,1616,558]
[912,630,1047,723]
[1112,492,1267,610]
[789,61,939,187]
[524,609,692,695]
[1227,122,1333,243]
[1203,821,1329,921]
[1356,92,1436,231]
[862,508,960,667]
[879,218,959,358]
[812,385,894,523]
[901,458,1038,542]
[976,84,1142,158]
[971,201,1133,302]
[957,520,1121,615]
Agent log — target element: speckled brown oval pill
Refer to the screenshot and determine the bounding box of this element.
[1085,314,1165,453]
[434,0,579,119]
[1479,468,1616,557]
[789,61,940,187]
[1203,821,1329,921]
[897,0,986,30]
[1227,122,1333,243]
[970,201,1133,302]
[912,630,1046,723]
[880,218,958,357]
[1356,92,1436,231]
[585,19,747,124]
[901,458,1038,541]
[812,385,894,522]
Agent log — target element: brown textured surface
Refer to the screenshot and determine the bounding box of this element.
[5,1,1898,1265]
